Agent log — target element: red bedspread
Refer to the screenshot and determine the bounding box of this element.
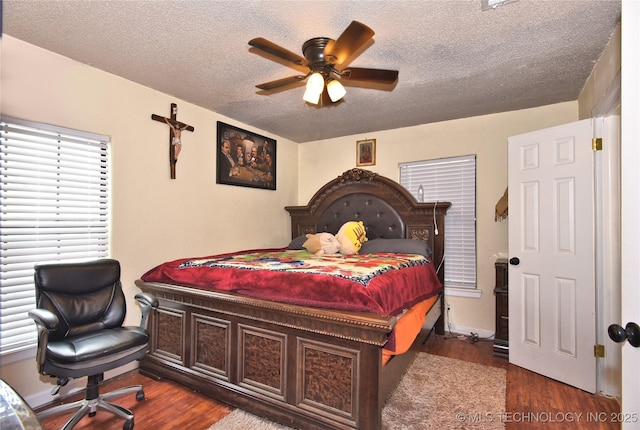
[141,249,442,316]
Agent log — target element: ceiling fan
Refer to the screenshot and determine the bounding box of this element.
[248,21,399,106]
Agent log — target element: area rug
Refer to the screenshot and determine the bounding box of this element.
[209,353,506,430]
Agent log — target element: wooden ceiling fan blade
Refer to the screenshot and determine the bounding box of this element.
[249,37,307,66]
[324,21,374,65]
[341,67,399,84]
[256,75,307,90]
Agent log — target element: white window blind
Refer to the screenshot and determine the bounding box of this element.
[399,155,477,288]
[0,117,110,355]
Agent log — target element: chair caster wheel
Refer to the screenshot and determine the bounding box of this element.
[136,390,145,401]
[123,419,134,430]
[89,411,96,417]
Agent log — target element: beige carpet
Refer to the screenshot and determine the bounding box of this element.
[209,353,506,430]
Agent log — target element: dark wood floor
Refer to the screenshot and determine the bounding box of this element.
[37,333,620,430]
[422,335,620,430]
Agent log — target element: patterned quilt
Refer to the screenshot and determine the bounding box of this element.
[141,248,442,316]
[179,250,429,286]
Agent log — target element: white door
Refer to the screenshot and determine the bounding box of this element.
[619,1,640,425]
[508,119,596,393]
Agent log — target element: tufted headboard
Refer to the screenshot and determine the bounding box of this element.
[285,168,450,284]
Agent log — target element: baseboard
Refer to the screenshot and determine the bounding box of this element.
[445,323,494,340]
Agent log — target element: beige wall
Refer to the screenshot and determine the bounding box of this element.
[298,102,579,333]
[0,36,299,405]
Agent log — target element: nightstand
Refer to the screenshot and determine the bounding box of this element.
[493,258,509,357]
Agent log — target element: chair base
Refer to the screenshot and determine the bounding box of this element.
[37,382,144,430]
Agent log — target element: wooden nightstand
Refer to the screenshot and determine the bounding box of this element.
[493,259,509,357]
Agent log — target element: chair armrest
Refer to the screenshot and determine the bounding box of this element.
[29,309,59,331]
[135,292,159,309]
[28,309,59,372]
[135,292,158,330]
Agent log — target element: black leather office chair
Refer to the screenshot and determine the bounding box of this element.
[29,259,158,430]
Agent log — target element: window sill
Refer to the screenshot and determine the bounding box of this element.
[444,286,483,299]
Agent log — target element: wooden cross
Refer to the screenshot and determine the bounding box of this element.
[151,103,194,179]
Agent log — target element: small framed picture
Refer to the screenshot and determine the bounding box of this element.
[216,121,276,190]
[356,139,376,167]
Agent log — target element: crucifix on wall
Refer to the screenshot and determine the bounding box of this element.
[151,103,194,179]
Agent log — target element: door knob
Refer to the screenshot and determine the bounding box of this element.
[608,322,640,347]
[509,257,520,266]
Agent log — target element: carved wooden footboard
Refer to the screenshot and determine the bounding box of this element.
[137,280,442,429]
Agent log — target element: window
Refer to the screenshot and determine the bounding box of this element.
[399,155,476,289]
[0,117,110,355]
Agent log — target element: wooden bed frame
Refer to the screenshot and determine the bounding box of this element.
[136,168,450,429]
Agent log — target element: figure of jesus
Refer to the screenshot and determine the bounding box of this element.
[164,118,190,162]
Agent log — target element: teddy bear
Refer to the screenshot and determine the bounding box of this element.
[302,232,340,256]
[335,220,368,255]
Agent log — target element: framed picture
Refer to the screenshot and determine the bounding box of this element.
[216,121,276,190]
[356,139,376,166]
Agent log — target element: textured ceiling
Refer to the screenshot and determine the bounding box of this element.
[3,0,621,143]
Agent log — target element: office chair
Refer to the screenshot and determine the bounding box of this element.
[29,259,158,430]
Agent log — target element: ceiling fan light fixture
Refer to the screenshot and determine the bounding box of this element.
[303,72,325,104]
[326,78,346,102]
[250,21,398,106]
[306,72,324,93]
[303,87,322,105]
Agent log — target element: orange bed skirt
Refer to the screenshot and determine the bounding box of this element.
[382,295,438,366]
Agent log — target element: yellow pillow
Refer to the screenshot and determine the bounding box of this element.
[336,221,368,255]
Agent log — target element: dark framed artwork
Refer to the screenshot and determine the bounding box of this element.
[216,121,276,190]
[356,139,376,166]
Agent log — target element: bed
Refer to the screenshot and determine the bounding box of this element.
[136,168,450,429]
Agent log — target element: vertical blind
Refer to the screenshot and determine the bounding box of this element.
[0,117,110,355]
[399,155,477,288]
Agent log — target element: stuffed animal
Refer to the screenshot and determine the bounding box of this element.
[336,221,368,255]
[302,232,340,256]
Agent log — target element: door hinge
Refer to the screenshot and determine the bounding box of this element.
[592,138,603,151]
[594,344,605,358]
